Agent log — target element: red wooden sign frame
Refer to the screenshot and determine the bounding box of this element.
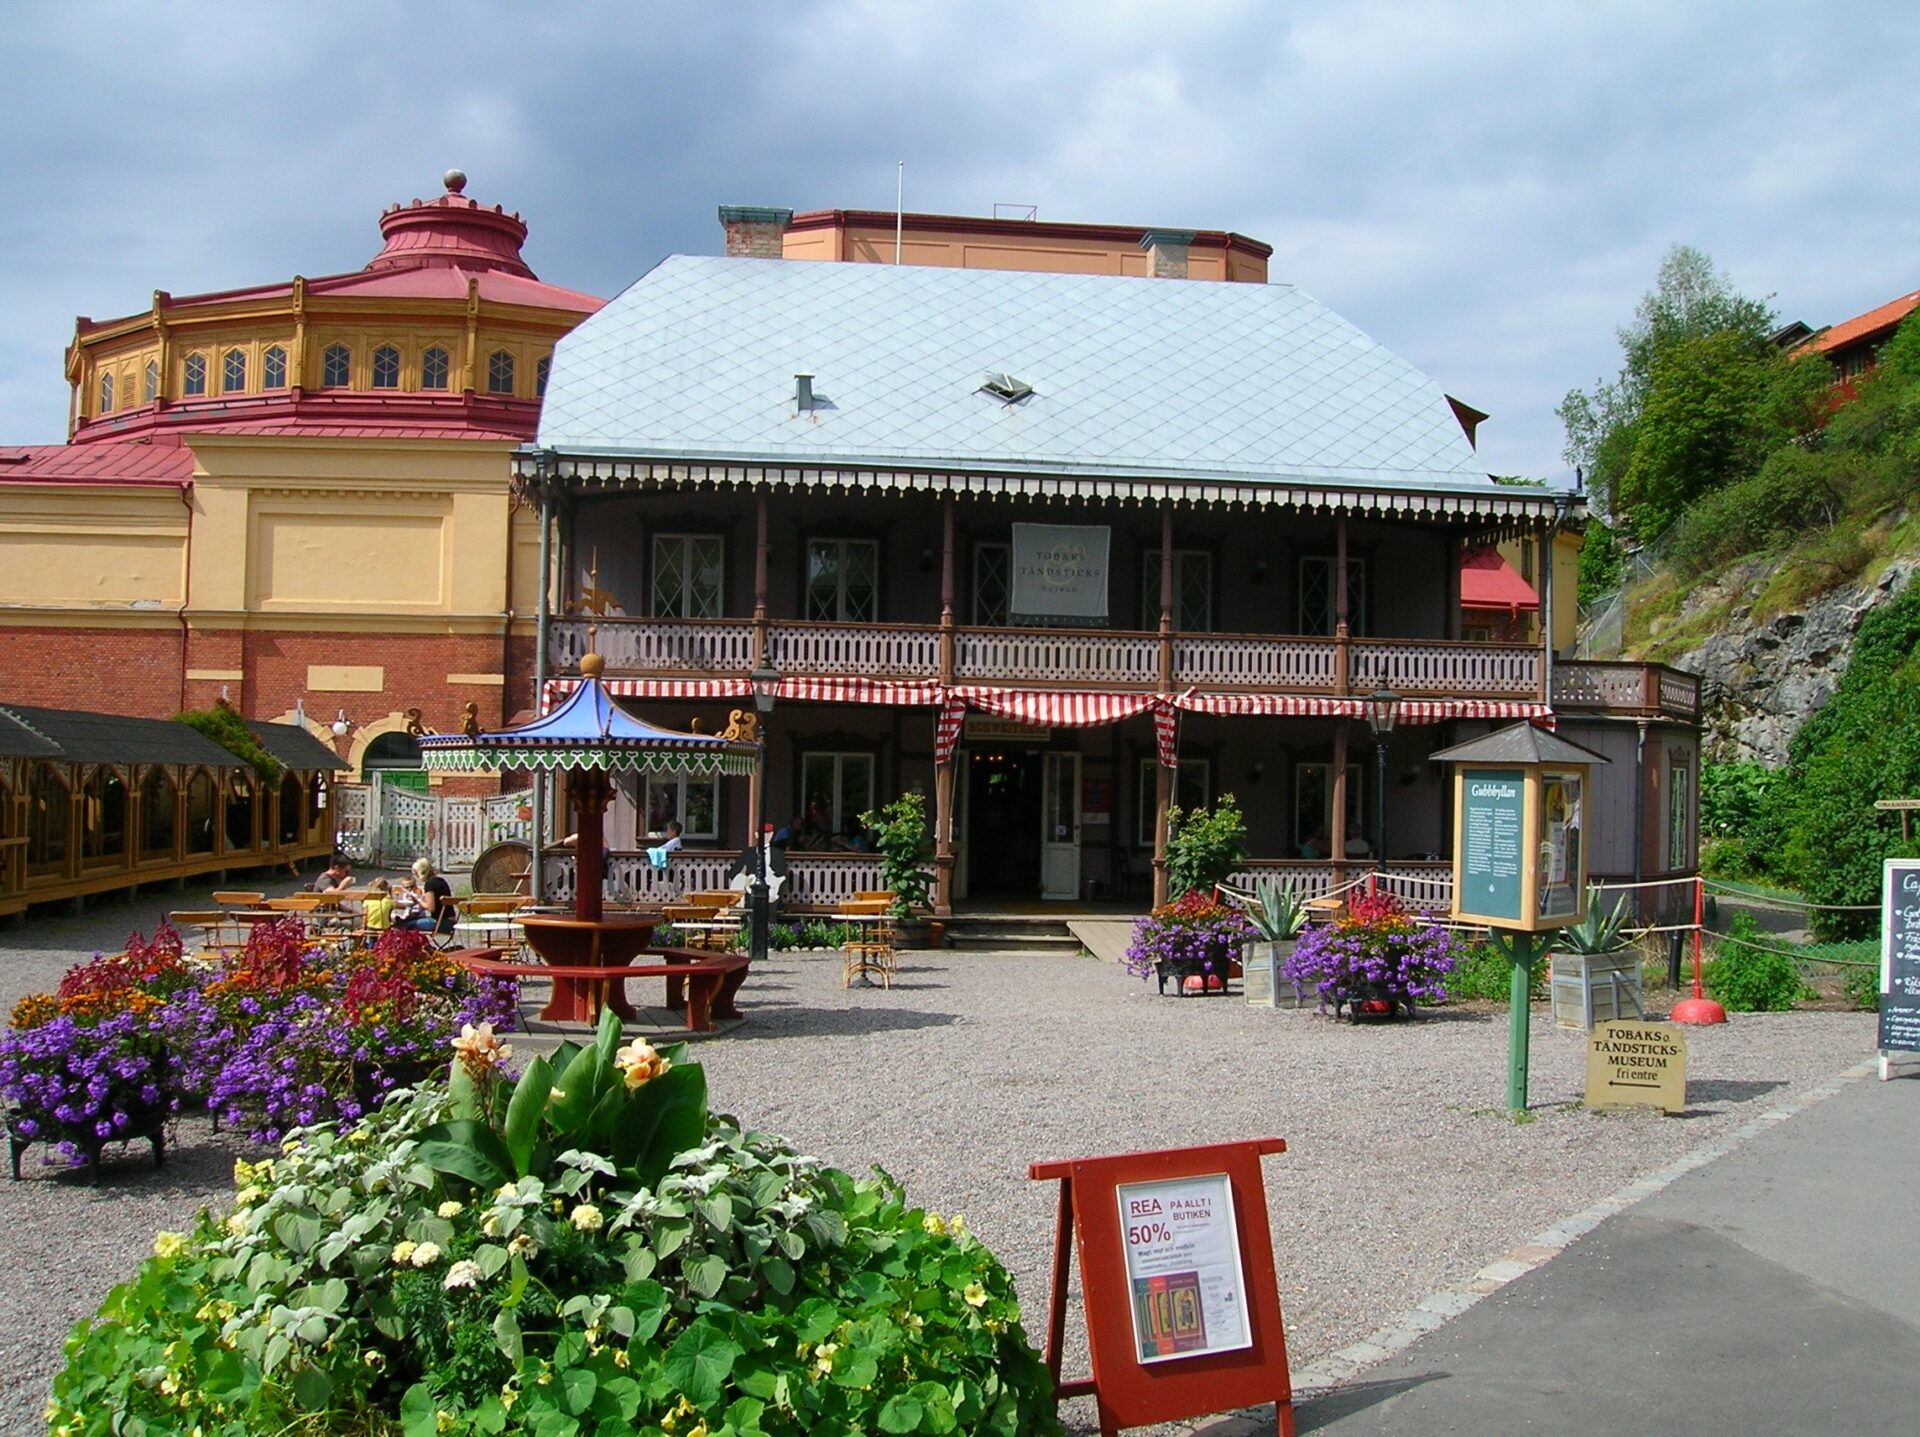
[1029,1138,1295,1437]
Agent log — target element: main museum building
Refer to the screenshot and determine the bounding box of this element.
[0,178,1700,915]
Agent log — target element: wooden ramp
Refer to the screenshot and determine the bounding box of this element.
[1066,918,1138,964]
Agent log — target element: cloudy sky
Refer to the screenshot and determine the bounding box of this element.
[4,2,1915,480]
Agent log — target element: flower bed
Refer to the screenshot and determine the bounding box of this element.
[2,920,518,1166]
[1124,889,1257,991]
[1283,892,1465,1018]
[48,1011,1061,1436]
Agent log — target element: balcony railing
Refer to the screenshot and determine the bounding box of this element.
[1551,661,1699,721]
[545,621,1726,718]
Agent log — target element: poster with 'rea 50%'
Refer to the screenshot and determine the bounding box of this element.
[1115,1174,1251,1364]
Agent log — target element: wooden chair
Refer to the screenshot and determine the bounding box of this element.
[853,890,897,905]
[463,895,525,918]
[838,898,896,988]
[212,890,266,909]
[170,909,239,952]
[663,902,726,951]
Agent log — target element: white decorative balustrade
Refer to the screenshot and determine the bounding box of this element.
[954,628,1159,685]
[1225,860,1454,914]
[1351,640,1541,696]
[540,850,885,909]
[1173,635,1337,689]
[771,623,940,677]
[1551,662,1700,720]
[549,618,758,673]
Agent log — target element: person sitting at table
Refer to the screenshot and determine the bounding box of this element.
[362,877,394,934]
[1298,828,1330,860]
[398,858,458,934]
[391,876,425,927]
[645,819,684,871]
[311,856,354,894]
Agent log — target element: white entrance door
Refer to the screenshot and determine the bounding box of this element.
[1041,751,1081,901]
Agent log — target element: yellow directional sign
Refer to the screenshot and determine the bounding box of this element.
[1586,1020,1687,1112]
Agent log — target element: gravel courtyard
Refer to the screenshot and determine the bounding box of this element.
[0,885,1876,1435]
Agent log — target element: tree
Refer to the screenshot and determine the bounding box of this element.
[1616,330,1777,536]
[1559,245,1781,531]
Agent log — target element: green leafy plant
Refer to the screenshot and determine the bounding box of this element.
[49,1007,1061,1437]
[1444,940,1547,1003]
[860,791,934,919]
[175,705,284,781]
[1703,914,1814,1012]
[1558,886,1634,955]
[1164,795,1248,899]
[1844,961,1881,1011]
[1224,883,1306,943]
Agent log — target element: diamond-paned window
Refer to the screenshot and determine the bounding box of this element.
[806,539,878,623]
[651,534,724,619]
[262,346,287,389]
[421,347,450,390]
[183,353,208,397]
[322,344,351,388]
[1299,556,1367,636]
[222,348,247,393]
[973,542,1010,626]
[372,345,401,389]
[1140,550,1212,632]
[487,350,515,395]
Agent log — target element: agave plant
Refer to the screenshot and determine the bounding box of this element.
[1227,882,1308,942]
[1559,885,1634,954]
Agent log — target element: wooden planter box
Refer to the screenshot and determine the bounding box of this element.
[1550,950,1644,1031]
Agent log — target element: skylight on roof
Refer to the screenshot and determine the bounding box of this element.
[979,372,1034,404]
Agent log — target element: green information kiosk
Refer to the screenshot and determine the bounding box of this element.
[1432,723,1608,1109]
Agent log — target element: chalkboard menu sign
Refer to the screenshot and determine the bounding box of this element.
[1881,859,1920,1056]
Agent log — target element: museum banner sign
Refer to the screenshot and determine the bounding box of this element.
[1011,522,1110,625]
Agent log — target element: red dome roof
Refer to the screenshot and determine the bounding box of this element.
[365,169,537,279]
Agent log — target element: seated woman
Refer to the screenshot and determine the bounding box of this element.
[397,857,458,934]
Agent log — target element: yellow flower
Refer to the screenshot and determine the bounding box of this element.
[963,1281,988,1308]
[410,1241,444,1267]
[482,1215,501,1237]
[508,1233,538,1258]
[613,1347,630,1368]
[922,1212,947,1236]
[390,1241,418,1266]
[496,1182,519,1199]
[347,1128,371,1144]
[500,1385,519,1411]
[687,1424,708,1437]
[153,1231,188,1260]
[949,1212,967,1237]
[570,1203,604,1232]
[813,1341,838,1376]
[234,1185,264,1208]
[232,1158,254,1186]
[613,1038,671,1089]
[452,1022,512,1077]
[437,1200,465,1219]
[224,1212,250,1238]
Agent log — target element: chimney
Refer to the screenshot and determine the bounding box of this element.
[719,206,794,259]
[1139,228,1197,280]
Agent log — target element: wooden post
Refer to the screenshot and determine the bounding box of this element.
[933,748,956,916]
[1330,722,1349,877]
[1333,512,1350,695]
[939,496,956,685]
[1153,505,1176,907]
[568,771,612,924]
[752,491,770,661]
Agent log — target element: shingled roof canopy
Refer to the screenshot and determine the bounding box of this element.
[1430,722,1610,767]
[244,720,349,772]
[0,704,246,769]
[0,709,65,760]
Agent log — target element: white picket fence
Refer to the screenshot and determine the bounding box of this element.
[542,851,887,909]
[332,778,532,871]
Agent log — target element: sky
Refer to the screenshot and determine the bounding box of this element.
[3,1,1917,482]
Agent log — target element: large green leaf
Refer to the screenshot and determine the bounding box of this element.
[415,1119,514,1190]
[546,1043,608,1136]
[610,1063,708,1185]
[662,1320,742,1408]
[593,1005,624,1071]
[504,1056,553,1179]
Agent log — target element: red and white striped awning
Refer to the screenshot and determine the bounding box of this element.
[1168,691,1553,726]
[936,687,1174,765]
[541,675,944,714]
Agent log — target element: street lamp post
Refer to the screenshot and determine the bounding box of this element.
[1365,688,1398,875]
[749,651,781,963]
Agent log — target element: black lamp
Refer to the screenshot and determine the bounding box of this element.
[1365,688,1398,871]
[748,651,780,961]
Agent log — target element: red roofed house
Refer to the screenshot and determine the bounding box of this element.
[1794,286,1920,402]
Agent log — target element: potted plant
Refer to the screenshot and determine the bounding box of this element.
[1550,885,1643,1029]
[1125,890,1257,995]
[1283,891,1463,1020]
[860,791,939,946]
[1225,883,1309,1007]
[1164,795,1249,899]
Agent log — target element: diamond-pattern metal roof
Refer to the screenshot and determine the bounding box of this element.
[538,256,1494,491]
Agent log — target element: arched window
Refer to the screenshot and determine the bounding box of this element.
[421,347,450,390]
[140,767,178,859]
[184,770,217,855]
[225,772,256,852]
[26,767,70,872]
[99,371,114,413]
[144,359,159,403]
[487,350,515,395]
[222,348,247,393]
[536,355,551,397]
[263,345,287,389]
[81,767,128,863]
[372,344,401,389]
[322,344,351,388]
[183,354,207,397]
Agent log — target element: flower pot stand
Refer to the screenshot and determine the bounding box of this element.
[1154,958,1234,996]
[9,1111,167,1187]
[1333,984,1417,1022]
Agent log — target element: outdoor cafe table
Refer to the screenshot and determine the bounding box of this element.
[516,914,660,1023]
[452,918,527,949]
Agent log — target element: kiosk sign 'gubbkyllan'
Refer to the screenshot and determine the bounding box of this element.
[1116,1174,1251,1364]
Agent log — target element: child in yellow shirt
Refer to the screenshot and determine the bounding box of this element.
[363,877,394,934]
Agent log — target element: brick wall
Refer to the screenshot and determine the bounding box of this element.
[0,626,187,715]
